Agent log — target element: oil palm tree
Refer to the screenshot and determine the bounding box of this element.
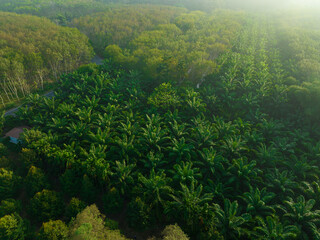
[213,116,237,140]
[256,143,281,168]
[66,122,89,144]
[80,144,111,183]
[88,127,112,145]
[281,195,320,240]
[265,169,297,201]
[171,161,202,185]
[138,169,172,218]
[215,199,250,240]
[285,155,319,181]
[242,187,275,217]
[253,216,298,240]
[82,95,100,110]
[227,157,260,193]
[75,107,97,125]
[205,180,233,203]
[166,180,214,234]
[168,119,188,140]
[112,160,136,196]
[300,181,320,209]
[167,137,193,163]
[190,115,217,149]
[198,146,227,178]
[221,135,249,158]
[141,114,169,152]
[140,151,167,171]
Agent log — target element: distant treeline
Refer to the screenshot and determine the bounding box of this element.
[0,0,110,24]
[72,7,245,88]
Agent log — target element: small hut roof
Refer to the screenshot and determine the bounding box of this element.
[5,126,31,139]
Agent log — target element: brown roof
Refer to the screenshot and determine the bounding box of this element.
[5,126,31,139]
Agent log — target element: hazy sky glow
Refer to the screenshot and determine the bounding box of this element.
[288,0,320,6]
[226,0,320,10]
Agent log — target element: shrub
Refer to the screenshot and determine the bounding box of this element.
[127,197,151,229]
[0,157,11,169]
[19,148,38,171]
[38,220,68,240]
[25,166,50,197]
[0,199,22,217]
[60,168,82,197]
[69,204,107,239]
[0,168,20,200]
[28,190,65,222]
[0,143,7,156]
[65,198,87,222]
[102,187,123,214]
[80,175,97,204]
[105,218,119,230]
[0,213,25,240]
[162,224,189,240]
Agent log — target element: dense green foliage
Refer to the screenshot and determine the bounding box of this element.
[1,1,320,240]
[72,7,245,87]
[0,213,25,240]
[71,6,186,53]
[0,12,94,108]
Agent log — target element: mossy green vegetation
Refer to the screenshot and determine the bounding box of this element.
[0,12,94,109]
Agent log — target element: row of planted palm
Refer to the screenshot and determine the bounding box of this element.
[205,16,290,122]
[15,52,320,239]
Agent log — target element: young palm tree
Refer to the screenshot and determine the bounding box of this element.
[256,143,281,168]
[281,195,320,239]
[221,135,248,158]
[82,95,100,110]
[227,157,260,193]
[167,137,193,163]
[171,161,202,185]
[190,115,217,149]
[300,181,320,209]
[25,93,42,107]
[112,160,136,196]
[166,180,214,234]
[168,119,188,140]
[198,147,227,179]
[242,187,275,217]
[215,199,250,240]
[140,151,167,171]
[88,127,112,145]
[265,169,297,201]
[141,114,169,152]
[253,216,298,239]
[285,155,319,181]
[42,97,56,113]
[138,169,172,218]
[66,122,89,144]
[80,144,111,183]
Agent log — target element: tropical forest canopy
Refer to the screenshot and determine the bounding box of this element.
[0,12,94,107]
[1,0,320,240]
